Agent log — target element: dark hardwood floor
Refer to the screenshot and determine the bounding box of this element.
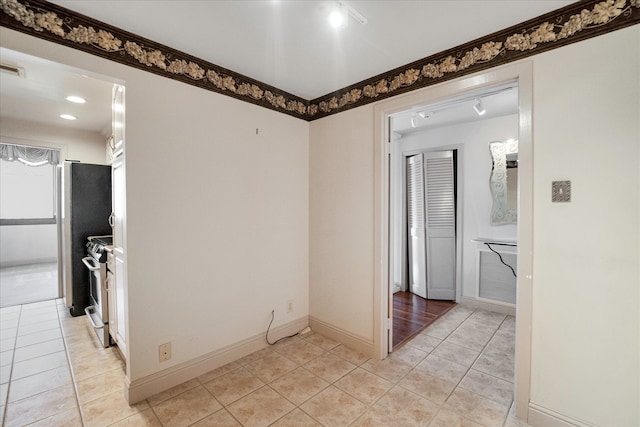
[393,291,456,349]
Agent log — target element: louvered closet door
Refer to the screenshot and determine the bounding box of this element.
[407,154,427,299]
[424,151,456,300]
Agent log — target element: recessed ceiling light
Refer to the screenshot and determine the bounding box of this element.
[329,6,347,28]
[66,95,86,104]
[60,114,77,120]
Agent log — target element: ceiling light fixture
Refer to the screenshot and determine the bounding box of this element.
[473,99,486,116]
[410,113,417,128]
[329,1,368,28]
[66,95,86,104]
[329,3,347,28]
[0,63,25,77]
[60,114,77,120]
[398,84,516,125]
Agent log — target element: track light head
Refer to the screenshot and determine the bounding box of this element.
[329,1,368,28]
[410,113,417,128]
[473,99,486,116]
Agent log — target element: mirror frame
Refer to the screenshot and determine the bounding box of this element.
[489,139,518,224]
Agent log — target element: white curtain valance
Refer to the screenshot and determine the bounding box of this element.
[0,143,60,166]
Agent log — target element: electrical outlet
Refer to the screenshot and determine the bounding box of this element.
[159,342,171,362]
[287,300,293,313]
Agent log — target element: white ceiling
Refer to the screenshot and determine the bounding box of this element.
[0,48,114,135]
[52,0,573,99]
[0,1,574,135]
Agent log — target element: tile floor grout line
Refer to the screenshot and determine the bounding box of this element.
[438,311,512,427]
[0,305,22,427]
[3,305,89,425]
[56,300,86,427]
[2,301,519,427]
[393,308,513,427]
[349,305,473,427]
[400,310,479,423]
[224,307,512,426]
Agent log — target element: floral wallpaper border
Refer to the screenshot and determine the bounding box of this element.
[1,0,639,121]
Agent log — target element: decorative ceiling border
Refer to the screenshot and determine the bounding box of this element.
[1,0,639,121]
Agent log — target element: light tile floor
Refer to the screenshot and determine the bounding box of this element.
[0,263,58,308]
[0,299,532,427]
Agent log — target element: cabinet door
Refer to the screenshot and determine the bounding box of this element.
[114,253,126,354]
[111,85,125,160]
[107,268,117,342]
[111,155,127,357]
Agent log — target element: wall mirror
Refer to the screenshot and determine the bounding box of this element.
[489,139,518,224]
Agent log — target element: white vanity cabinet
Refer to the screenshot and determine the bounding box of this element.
[474,240,517,307]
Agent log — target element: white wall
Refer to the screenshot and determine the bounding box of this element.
[529,26,639,426]
[124,73,309,380]
[393,115,518,300]
[309,106,375,342]
[310,26,638,426]
[0,118,108,164]
[1,27,310,389]
[0,119,107,267]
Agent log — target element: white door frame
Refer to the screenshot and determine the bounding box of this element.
[373,61,533,420]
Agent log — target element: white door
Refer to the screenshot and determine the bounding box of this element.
[110,84,127,357]
[424,151,456,300]
[407,154,427,299]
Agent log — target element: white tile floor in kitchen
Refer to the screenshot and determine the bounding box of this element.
[0,298,532,426]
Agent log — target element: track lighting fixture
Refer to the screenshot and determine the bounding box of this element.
[329,1,368,28]
[473,99,486,116]
[396,84,516,130]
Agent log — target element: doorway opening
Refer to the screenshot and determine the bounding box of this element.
[392,146,461,348]
[0,47,118,310]
[375,63,533,419]
[388,81,518,350]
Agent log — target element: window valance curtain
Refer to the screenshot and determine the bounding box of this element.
[0,143,60,166]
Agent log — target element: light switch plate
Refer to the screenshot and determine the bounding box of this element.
[552,181,571,202]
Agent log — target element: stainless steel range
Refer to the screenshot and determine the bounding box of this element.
[83,235,112,347]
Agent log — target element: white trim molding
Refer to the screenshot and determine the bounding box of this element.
[528,403,598,427]
[308,316,374,358]
[125,315,309,404]
[460,297,516,317]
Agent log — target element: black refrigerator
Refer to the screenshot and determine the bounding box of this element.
[62,161,112,316]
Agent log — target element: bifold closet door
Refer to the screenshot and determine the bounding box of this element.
[407,154,427,299]
[406,151,456,301]
[424,151,456,300]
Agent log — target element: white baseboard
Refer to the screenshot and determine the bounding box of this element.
[528,403,596,427]
[125,315,309,404]
[0,257,57,268]
[460,296,516,316]
[308,316,374,358]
